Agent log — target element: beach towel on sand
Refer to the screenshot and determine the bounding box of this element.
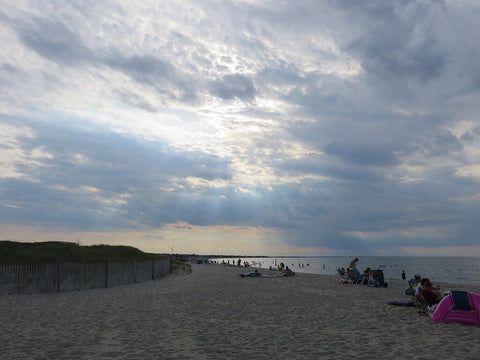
[387,300,415,307]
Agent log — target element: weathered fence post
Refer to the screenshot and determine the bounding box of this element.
[152,259,155,280]
[133,259,137,282]
[56,264,61,293]
[105,261,109,288]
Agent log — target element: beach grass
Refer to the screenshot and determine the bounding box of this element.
[172,259,192,274]
[0,240,168,264]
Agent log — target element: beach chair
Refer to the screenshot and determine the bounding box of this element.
[415,288,432,311]
[349,268,363,284]
[405,274,423,303]
[337,268,351,283]
[406,281,425,307]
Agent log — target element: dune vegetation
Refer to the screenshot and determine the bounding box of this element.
[0,240,168,265]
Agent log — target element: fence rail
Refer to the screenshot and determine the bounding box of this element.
[0,258,171,295]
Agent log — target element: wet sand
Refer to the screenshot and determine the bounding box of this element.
[1,264,479,359]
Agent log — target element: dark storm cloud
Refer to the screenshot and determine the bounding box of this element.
[424,130,463,156]
[257,62,305,87]
[104,54,196,101]
[15,16,197,102]
[269,153,384,183]
[335,0,447,83]
[323,141,400,167]
[18,18,93,65]
[208,74,256,101]
[349,28,446,83]
[107,55,172,83]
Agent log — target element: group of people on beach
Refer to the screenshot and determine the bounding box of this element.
[406,273,443,309]
[239,264,295,278]
[386,271,446,314]
[337,257,387,287]
[341,260,448,313]
[403,272,480,326]
[220,259,246,266]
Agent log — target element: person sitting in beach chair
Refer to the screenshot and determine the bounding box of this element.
[344,268,362,284]
[282,266,295,277]
[405,273,422,296]
[360,267,371,285]
[416,278,442,308]
[404,273,425,306]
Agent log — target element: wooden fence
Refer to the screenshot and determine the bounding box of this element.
[0,258,171,295]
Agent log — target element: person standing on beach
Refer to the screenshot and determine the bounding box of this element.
[349,257,359,270]
[401,270,406,280]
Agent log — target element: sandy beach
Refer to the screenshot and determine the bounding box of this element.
[1,264,480,360]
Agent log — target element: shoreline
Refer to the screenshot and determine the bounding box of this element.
[1,263,479,359]
[213,256,480,287]
[232,264,479,289]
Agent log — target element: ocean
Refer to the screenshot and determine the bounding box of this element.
[215,256,480,286]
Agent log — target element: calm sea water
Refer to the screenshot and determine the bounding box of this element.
[215,256,480,286]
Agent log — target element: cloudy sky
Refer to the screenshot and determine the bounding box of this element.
[1,0,480,256]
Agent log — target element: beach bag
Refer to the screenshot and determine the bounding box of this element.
[371,269,384,285]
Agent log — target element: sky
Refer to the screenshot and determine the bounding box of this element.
[1,0,480,256]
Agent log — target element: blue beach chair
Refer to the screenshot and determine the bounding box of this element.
[349,268,363,284]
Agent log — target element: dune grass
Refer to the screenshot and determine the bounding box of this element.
[171,259,192,274]
[0,240,168,264]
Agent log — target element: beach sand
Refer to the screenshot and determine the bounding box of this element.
[1,264,480,360]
